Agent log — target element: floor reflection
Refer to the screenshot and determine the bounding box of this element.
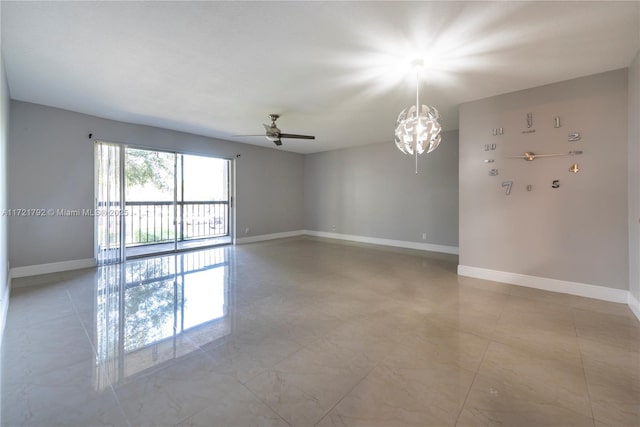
[95,247,232,388]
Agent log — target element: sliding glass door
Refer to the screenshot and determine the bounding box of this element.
[95,142,233,262]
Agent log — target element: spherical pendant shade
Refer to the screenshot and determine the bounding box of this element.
[394,104,442,155]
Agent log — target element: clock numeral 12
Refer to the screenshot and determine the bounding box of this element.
[502,181,513,195]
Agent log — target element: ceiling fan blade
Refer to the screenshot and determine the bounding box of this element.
[273,139,283,146]
[279,133,315,140]
[232,134,267,137]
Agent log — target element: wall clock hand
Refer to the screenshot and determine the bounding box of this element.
[506,150,583,161]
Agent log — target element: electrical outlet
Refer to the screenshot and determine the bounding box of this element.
[422,233,427,240]
[244,227,250,234]
[332,225,336,231]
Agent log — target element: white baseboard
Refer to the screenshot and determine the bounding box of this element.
[235,230,305,245]
[457,265,628,304]
[5,232,450,271]
[628,292,640,322]
[10,258,97,279]
[304,230,459,255]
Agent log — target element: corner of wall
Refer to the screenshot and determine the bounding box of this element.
[629,290,640,322]
[629,48,640,318]
[0,268,10,338]
[0,45,11,361]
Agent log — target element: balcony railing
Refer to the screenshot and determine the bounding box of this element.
[125,201,229,246]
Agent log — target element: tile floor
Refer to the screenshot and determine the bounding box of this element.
[1,237,639,426]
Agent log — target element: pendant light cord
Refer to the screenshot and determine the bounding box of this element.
[415,69,420,174]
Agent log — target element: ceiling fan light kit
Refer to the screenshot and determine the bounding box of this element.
[394,58,442,174]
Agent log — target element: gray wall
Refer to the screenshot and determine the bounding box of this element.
[460,69,629,290]
[8,101,304,268]
[304,131,459,247]
[1,54,10,324]
[630,50,640,302]
[0,10,8,423]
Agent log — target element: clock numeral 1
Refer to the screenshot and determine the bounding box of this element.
[502,181,513,195]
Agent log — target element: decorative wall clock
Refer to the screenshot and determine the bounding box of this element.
[489,112,585,196]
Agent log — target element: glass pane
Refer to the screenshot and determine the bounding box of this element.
[125,148,176,254]
[180,155,230,242]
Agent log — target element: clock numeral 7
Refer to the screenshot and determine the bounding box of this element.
[502,181,513,195]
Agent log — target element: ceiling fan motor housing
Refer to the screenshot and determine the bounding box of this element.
[264,116,281,141]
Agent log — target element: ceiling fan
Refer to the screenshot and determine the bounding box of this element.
[233,114,315,146]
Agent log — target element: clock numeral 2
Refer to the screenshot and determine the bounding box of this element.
[502,181,513,195]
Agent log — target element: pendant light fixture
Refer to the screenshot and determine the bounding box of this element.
[394,59,442,173]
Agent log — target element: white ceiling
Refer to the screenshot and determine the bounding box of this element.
[2,1,638,154]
